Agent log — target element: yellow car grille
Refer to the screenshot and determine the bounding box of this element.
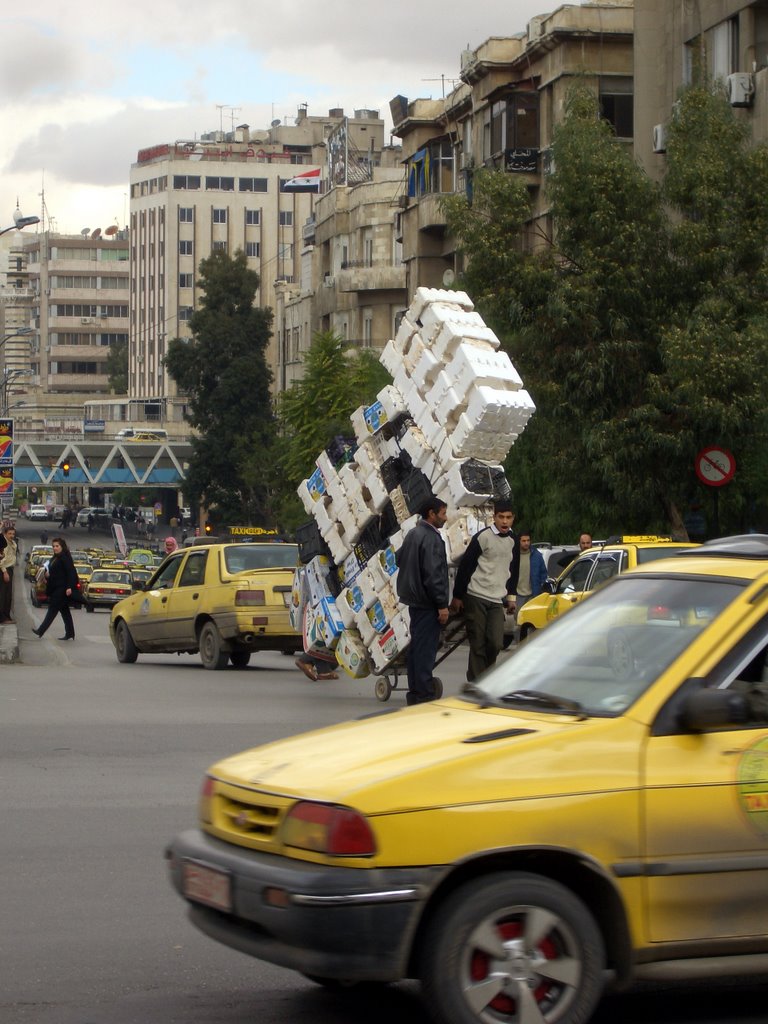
[216,789,286,847]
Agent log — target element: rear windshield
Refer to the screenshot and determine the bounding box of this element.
[636,546,695,564]
[223,544,298,573]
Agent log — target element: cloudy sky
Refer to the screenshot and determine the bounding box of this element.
[0,0,572,236]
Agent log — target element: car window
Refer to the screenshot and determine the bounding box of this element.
[223,544,298,573]
[475,575,742,716]
[148,554,184,590]
[178,551,208,587]
[555,553,597,594]
[589,551,625,588]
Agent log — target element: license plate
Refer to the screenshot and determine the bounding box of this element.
[181,859,232,912]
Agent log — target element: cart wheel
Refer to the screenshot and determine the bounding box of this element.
[374,676,392,702]
[431,676,444,699]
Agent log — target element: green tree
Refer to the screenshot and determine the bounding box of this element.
[106,335,128,393]
[443,82,768,539]
[274,330,391,530]
[165,250,275,526]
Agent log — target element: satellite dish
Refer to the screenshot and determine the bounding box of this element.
[105,225,118,236]
[271,119,281,127]
[81,228,90,237]
[91,228,102,239]
[442,269,455,287]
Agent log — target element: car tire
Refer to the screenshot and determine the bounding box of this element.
[519,623,536,642]
[115,620,139,664]
[229,650,251,669]
[199,621,228,670]
[420,872,604,1024]
[30,588,40,608]
[85,603,94,613]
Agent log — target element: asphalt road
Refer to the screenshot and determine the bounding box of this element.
[2,521,766,1024]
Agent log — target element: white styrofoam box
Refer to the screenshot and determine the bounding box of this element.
[338,550,365,587]
[315,450,337,481]
[402,333,426,374]
[312,496,334,535]
[445,343,524,399]
[398,423,433,471]
[324,472,346,507]
[361,470,389,512]
[324,524,353,564]
[420,304,485,344]
[363,385,408,435]
[354,608,379,647]
[303,601,335,660]
[335,628,371,679]
[431,323,500,362]
[449,418,517,463]
[434,384,466,427]
[354,439,382,476]
[289,566,308,634]
[367,431,400,465]
[399,378,424,421]
[352,501,376,533]
[380,338,400,376]
[410,347,441,392]
[351,405,371,445]
[341,581,367,617]
[392,360,412,400]
[370,612,411,672]
[338,461,360,493]
[337,587,358,629]
[357,567,379,608]
[393,314,420,354]
[297,465,328,512]
[365,598,389,634]
[413,400,439,441]
[407,287,474,323]
[464,385,537,435]
[368,546,398,590]
[443,514,474,564]
[315,596,345,649]
[305,555,334,607]
[378,581,400,619]
[336,502,359,544]
[431,474,452,508]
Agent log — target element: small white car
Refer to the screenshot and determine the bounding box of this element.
[25,504,49,520]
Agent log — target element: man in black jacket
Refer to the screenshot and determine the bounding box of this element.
[396,497,449,705]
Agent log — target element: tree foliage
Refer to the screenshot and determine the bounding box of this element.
[106,334,128,393]
[164,249,276,526]
[442,82,768,539]
[275,330,391,529]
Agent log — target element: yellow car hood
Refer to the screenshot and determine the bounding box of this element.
[211,698,641,815]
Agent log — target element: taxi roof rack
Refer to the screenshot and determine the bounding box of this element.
[688,534,768,559]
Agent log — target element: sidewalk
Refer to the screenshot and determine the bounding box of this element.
[0,620,19,663]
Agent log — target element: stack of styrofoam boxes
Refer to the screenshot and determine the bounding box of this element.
[296,287,535,680]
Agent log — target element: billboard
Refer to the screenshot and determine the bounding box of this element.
[0,419,12,507]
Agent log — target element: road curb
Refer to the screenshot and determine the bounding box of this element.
[0,622,19,663]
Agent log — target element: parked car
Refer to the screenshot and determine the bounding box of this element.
[76,507,98,528]
[516,535,699,639]
[82,568,133,611]
[25,504,49,521]
[109,541,298,668]
[166,535,768,1024]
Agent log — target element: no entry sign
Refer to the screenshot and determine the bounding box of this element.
[695,446,735,487]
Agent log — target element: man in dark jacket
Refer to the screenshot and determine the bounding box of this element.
[396,497,449,705]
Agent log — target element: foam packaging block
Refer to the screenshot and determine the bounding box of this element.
[380,338,400,375]
[335,628,371,679]
[315,597,345,649]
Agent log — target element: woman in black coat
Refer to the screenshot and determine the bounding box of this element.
[32,536,79,640]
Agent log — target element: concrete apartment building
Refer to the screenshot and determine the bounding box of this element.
[125,106,392,419]
[390,1,634,296]
[273,163,407,391]
[634,0,768,177]
[1,229,129,435]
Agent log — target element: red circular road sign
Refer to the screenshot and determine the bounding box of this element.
[695,446,735,487]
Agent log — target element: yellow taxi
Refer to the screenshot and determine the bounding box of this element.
[82,568,134,611]
[516,535,699,639]
[109,541,298,669]
[165,535,768,1024]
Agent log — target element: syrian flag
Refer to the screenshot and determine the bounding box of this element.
[280,167,321,193]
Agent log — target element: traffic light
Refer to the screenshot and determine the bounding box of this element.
[61,460,70,477]
[204,521,213,535]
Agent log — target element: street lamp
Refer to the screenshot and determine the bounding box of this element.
[0,210,40,238]
[0,327,34,352]
[1,368,34,416]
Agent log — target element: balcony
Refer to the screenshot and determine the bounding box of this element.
[337,261,406,293]
[417,193,448,232]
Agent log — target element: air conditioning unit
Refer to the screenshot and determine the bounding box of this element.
[80,317,93,324]
[652,123,668,154]
[397,195,409,209]
[726,72,754,107]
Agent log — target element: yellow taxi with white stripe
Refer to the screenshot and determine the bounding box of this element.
[516,535,699,639]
